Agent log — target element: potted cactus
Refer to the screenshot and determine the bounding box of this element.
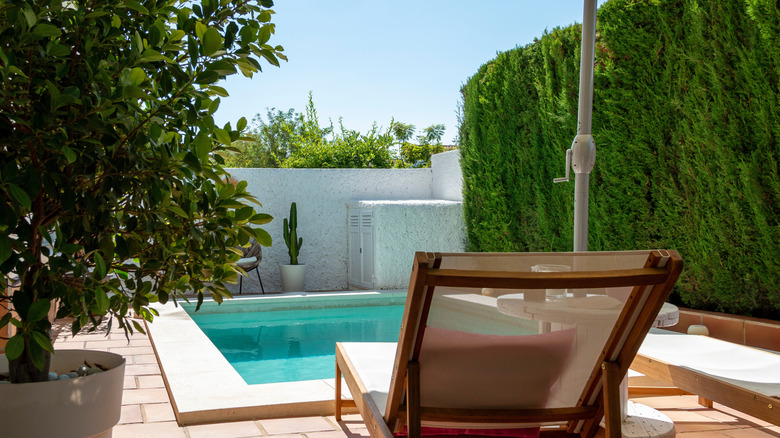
[280,202,306,292]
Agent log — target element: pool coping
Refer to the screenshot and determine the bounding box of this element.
[146,290,405,426]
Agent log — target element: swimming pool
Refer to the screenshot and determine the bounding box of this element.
[148,290,538,425]
[185,297,404,384]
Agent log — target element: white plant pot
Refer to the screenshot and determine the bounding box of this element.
[0,349,126,438]
[280,264,306,292]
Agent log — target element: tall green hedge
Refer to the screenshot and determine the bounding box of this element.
[460,0,780,318]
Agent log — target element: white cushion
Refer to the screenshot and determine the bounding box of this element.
[640,329,780,397]
[339,342,397,412]
[236,257,257,267]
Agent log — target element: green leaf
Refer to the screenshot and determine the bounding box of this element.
[195,133,212,159]
[195,70,219,85]
[85,11,109,18]
[169,29,186,42]
[95,288,110,314]
[249,213,273,225]
[8,184,32,210]
[22,7,36,28]
[234,206,254,221]
[123,1,150,14]
[62,145,77,163]
[114,268,129,280]
[237,117,247,131]
[253,227,272,246]
[5,335,24,360]
[183,152,202,171]
[132,319,147,332]
[123,85,151,100]
[195,21,207,40]
[0,234,11,264]
[208,85,229,97]
[31,331,54,354]
[237,61,256,78]
[100,234,115,261]
[32,23,61,38]
[139,49,167,63]
[46,42,70,57]
[0,313,12,329]
[202,27,222,57]
[94,252,107,278]
[259,50,280,67]
[169,205,189,218]
[206,60,237,75]
[258,26,271,45]
[128,67,147,86]
[214,128,231,145]
[26,299,51,323]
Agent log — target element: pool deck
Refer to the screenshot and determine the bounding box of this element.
[145,291,404,425]
[51,295,780,438]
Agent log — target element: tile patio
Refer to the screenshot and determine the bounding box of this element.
[53,321,779,438]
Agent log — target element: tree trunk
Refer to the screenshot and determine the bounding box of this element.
[9,346,51,383]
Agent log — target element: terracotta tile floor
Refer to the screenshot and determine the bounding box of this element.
[54,327,779,437]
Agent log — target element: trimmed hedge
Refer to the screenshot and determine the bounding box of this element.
[459,0,780,318]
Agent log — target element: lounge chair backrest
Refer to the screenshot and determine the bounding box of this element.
[382,250,683,436]
[418,326,575,409]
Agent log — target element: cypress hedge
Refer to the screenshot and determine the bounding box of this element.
[459,0,780,318]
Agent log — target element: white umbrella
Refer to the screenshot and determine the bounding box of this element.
[554,0,598,252]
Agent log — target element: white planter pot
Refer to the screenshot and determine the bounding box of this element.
[280,264,306,292]
[0,349,126,438]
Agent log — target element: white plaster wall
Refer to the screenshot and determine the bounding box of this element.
[226,168,434,294]
[355,200,465,290]
[431,150,463,201]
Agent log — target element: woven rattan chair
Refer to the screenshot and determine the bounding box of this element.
[237,239,264,294]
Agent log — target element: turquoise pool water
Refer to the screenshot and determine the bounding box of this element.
[184,294,405,384]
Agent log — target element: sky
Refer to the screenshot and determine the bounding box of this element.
[215,1,595,145]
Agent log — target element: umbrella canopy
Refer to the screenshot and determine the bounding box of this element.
[554,0,598,251]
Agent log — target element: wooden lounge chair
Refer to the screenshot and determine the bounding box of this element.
[631,328,780,426]
[335,250,684,438]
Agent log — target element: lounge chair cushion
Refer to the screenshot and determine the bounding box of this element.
[640,329,780,397]
[418,327,576,409]
[339,342,397,412]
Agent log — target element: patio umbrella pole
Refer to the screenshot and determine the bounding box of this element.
[557,0,598,252]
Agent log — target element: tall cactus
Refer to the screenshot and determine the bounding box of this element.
[283,202,303,265]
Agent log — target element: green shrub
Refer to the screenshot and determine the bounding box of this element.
[282,123,394,168]
[460,0,780,318]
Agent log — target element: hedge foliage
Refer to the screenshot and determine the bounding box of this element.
[459,0,780,318]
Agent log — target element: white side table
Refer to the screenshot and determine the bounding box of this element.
[496,294,678,438]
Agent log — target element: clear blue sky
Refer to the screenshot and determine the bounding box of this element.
[216,1,596,145]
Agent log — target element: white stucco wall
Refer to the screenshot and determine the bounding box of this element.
[353,200,465,290]
[431,150,463,201]
[226,168,435,294]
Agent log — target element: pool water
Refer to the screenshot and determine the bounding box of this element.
[188,300,404,384]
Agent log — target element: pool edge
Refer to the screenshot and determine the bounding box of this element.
[146,291,400,425]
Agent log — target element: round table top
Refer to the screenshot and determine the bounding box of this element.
[653,302,680,328]
[495,293,679,328]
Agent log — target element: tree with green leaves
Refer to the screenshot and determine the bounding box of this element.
[393,122,446,168]
[390,121,416,144]
[283,121,394,168]
[224,108,304,168]
[225,91,331,168]
[0,0,284,382]
[419,123,446,145]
